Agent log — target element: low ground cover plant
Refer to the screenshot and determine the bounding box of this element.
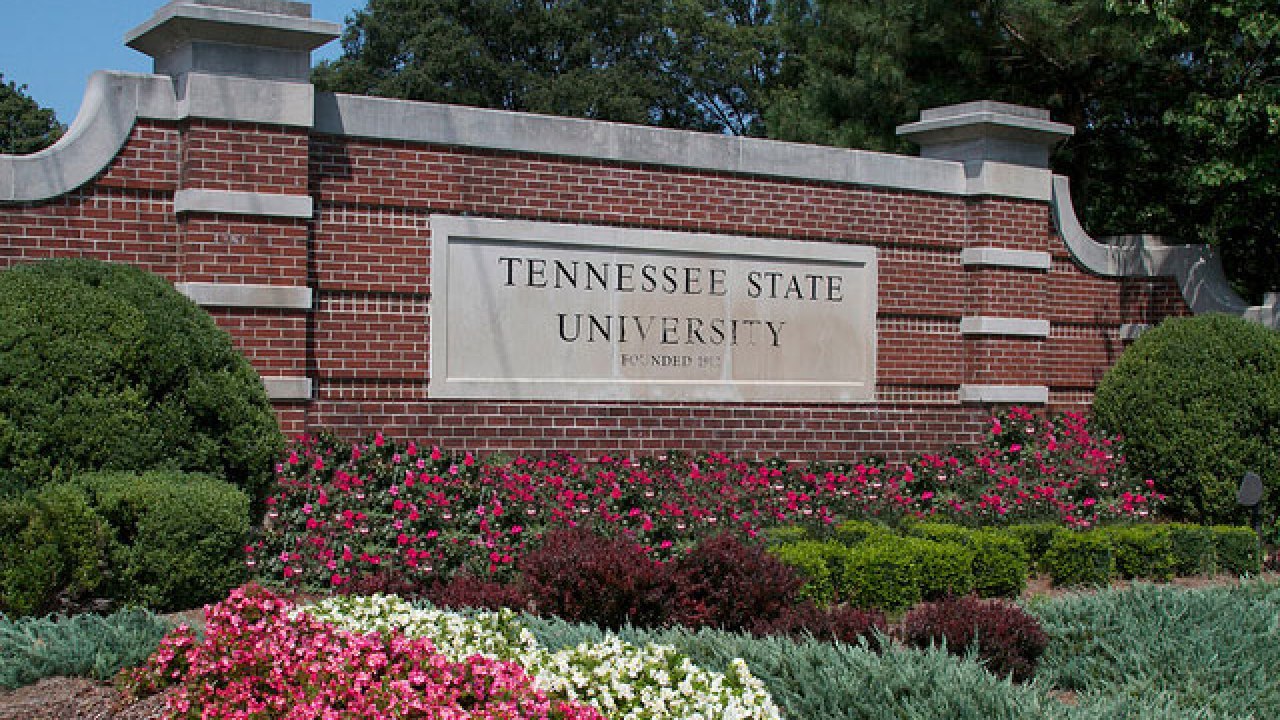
[1033,579,1280,717]
[0,607,172,690]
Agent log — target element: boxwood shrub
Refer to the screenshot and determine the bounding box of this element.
[0,484,110,617]
[75,471,250,612]
[0,258,282,512]
[1093,314,1280,525]
[904,537,975,600]
[1167,522,1217,575]
[1211,525,1261,575]
[902,521,974,546]
[841,539,921,611]
[970,529,1031,598]
[1040,531,1115,587]
[770,541,847,606]
[1005,523,1062,566]
[832,519,895,546]
[1104,525,1176,581]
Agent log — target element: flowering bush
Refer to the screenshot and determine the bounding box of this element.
[123,584,603,719]
[250,409,1163,590]
[306,593,785,720]
[914,407,1165,527]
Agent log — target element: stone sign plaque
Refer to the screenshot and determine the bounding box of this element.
[429,216,877,402]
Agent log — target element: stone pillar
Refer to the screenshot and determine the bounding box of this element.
[898,102,1073,407]
[127,0,339,434]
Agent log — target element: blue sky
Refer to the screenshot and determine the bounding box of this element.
[0,1,362,125]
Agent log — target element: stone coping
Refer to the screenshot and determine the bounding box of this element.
[1051,175,1276,328]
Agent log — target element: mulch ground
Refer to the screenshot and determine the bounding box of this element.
[0,677,169,720]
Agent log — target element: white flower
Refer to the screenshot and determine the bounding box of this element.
[302,594,783,720]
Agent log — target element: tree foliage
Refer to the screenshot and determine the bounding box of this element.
[317,0,1277,300]
[768,0,1277,300]
[314,0,783,134]
[0,73,62,155]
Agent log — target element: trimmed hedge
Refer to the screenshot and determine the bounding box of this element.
[841,539,922,611]
[769,541,846,606]
[1104,525,1176,581]
[970,530,1031,598]
[833,519,895,546]
[1168,523,1217,575]
[0,258,282,511]
[905,537,975,600]
[770,519,1252,605]
[1212,525,1262,575]
[1005,523,1062,566]
[1040,532,1115,587]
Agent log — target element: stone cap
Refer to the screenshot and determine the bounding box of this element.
[126,0,340,83]
[896,101,1074,169]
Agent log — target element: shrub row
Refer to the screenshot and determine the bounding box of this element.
[769,520,1260,605]
[1038,523,1260,586]
[769,521,1029,611]
[0,471,249,616]
[340,527,889,648]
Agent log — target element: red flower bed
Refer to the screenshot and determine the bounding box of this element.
[250,409,1163,591]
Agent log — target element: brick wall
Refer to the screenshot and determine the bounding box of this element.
[0,113,1192,461]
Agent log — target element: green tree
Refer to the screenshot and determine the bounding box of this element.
[665,0,787,135]
[767,0,1278,302]
[767,0,995,151]
[1085,0,1279,303]
[0,73,62,155]
[313,0,782,134]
